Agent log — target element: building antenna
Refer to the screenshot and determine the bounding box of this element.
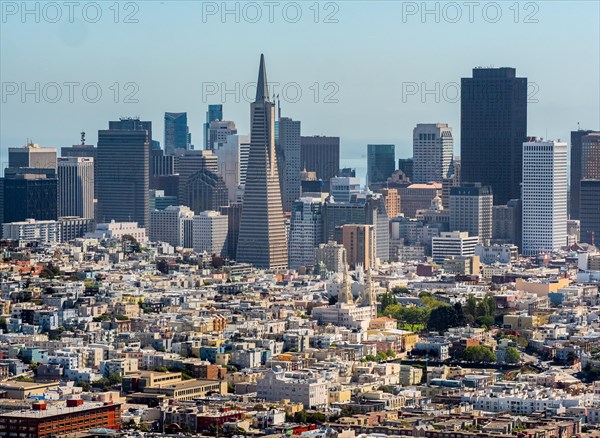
[577,122,580,131]
[81,131,86,146]
[277,95,281,119]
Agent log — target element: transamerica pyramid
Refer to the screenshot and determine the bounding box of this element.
[236,54,288,269]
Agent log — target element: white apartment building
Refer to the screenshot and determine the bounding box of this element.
[85,220,147,243]
[412,123,453,183]
[99,358,139,378]
[256,369,330,409]
[475,244,518,264]
[150,205,195,248]
[288,197,323,269]
[58,156,94,219]
[315,241,347,273]
[192,210,228,256]
[330,177,360,203]
[208,120,237,150]
[522,140,567,255]
[463,383,582,415]
[449,183,493,241]
[432,231,479,263]
[2,219,61,243]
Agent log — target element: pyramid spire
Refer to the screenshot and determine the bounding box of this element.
[255,54,269,103]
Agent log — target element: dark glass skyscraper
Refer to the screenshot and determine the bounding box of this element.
[3,177,58,223]
[204,104,223,150]
[367,144,396,186]
[570,129,595,219]
[236,55,288,269]
[398,158,413,180]
[96,118,150,227]
[164,112,191,154]
[461,67,527,205]
[580,180,600,246]
[278,116,302,212]
[300,136,340,191]
[3,143,58,224]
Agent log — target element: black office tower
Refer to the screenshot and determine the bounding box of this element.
[3,176,58,223]
[570,129,596,219]
[300,136,340,191]
[461,67,527,205]
[97,118,151,227]
[580,180,600,246]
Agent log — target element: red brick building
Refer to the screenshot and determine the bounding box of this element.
[0,401,121,438]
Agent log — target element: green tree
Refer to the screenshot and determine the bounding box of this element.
[153,366,169,372]
[76,381,91,391]
[462,345,496,363]
[380,291,397,312]
[108,373,122,385]
[306,411,327,423]
[392,286,409,294]
[427,305,462,332]
[504,347,521,364]
[294,411,308,423]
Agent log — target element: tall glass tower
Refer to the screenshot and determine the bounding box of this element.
[164,112,190,154]
[204,104,223,150]
[461,67,527,205]
[367,144,395,186]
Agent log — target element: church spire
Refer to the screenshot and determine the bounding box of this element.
[360,268,377,318]
[338,264,354,305]
[255,54,269,103]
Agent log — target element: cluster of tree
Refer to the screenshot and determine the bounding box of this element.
[464,295,496,327]
[91,373,122,391]
[383,304,429,331]
[462,345,496,362]
[122,234,141,253]
[286,411,328,424]
[152,366,193,380]
[39,263,62,279]
[362,349,396,362]
[427,303,467,332]
[504,346,521,363]
[381,290,499,333]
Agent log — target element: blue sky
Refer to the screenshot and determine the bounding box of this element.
[1,1,599,179]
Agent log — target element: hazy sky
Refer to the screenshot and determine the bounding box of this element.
[1,1,599,178]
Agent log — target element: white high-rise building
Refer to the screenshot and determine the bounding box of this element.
[315,241,347,273]
[58,157,94,219]
[412,123,453,183]
[208,120,237,150]
[2,219,62,243]
[193,210,228,256]
[432,231,479,263]
[522,140,567,255]
[288,197,323,269]
[215,134,250,202]
[449,183,493,242]
[330,176,360,203]
[150,205,195,248]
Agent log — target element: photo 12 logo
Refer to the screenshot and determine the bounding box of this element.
[201,1,339,24]
[202,81,340,104]
[401,1,540,24]
[2,82,140,104]
[1,2,140,24]
[401,81,539,104]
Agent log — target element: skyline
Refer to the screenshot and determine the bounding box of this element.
[2,1,599,180]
